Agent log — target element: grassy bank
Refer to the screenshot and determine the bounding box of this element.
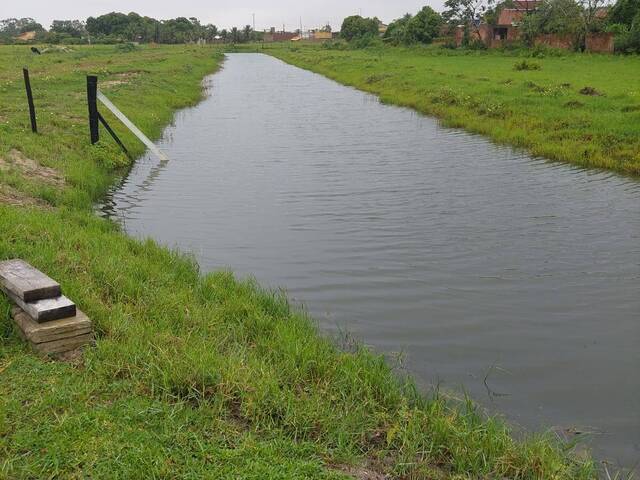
[260,43,640,176]
[0,44,597,478]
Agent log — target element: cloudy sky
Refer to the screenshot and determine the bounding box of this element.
[6,0,444,32]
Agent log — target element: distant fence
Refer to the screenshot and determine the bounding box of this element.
[585,33,615,53]
[19,68,168,161]
[534,34,575,50]
[454,27,616,53]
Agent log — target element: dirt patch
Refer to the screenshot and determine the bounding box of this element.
[53,348,87,365]
[336,465,389,480]
[0,185,50,208]
[0,149,65,187]
[101,71,140,88]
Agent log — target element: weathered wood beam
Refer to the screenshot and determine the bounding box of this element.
[0,259,61,302]
[12,306,92,344]
[5,289,76,323]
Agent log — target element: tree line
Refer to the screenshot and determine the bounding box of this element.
[340,0,640,52]
[0,12,262,44]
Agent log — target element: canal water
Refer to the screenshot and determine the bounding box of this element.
[101,53,640,469]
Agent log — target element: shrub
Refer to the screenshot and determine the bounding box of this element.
[322,39,348,50]
[115,42,137,52]
[467,38,488,50]
[349,33,383,49]
[529,44,567,57]
[579,86,604,96]
[614,12,640,53]
[440,39,458,49]
[384,7,443,46]
[514,59,542,70]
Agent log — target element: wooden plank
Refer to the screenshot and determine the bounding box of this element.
[5,289,75,323]
[31,333,94,356]
[12,307,92,344]
[0,259,61,302]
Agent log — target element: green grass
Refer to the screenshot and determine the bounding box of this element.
[258,43,640,176]
[0,44,598,478]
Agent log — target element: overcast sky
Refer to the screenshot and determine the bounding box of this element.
[5,0,445,32]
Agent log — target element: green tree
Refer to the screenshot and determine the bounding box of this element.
[385,7,443,45]
[384,14,414,44]
[243,25,253,41]
[443,0,494,45]
[0,18,44,43]
[340,15,379,41]
[50,20,86,37]
[522,0,582,37]
[86,12,133,39]
[406,6,443,43]
[202,24,218,42]
[614,9,640,50]
[609,0,640,25]
[230,27,240,43]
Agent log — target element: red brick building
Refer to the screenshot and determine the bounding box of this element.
[455,0,615,52]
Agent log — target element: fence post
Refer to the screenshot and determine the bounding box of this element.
[22,68,37,133]
[86,75,99,144]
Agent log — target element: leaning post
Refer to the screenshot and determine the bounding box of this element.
[22,68,37,133]
[86,75,99,144]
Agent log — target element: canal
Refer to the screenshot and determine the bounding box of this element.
[101,53,640,469]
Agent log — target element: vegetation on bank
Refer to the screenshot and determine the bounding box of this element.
[337,0,640,53]
[0,14,261,45]
[0,44,598,478]
[263,43,640,175]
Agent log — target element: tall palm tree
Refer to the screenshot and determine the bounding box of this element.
[243,24,252,41]
[230,26,240,43]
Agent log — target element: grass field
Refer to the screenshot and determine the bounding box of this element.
[261,43,640,176]
[0,44,598,478]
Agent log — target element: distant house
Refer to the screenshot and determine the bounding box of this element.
[14,31,37,42]
[454,0,613,52]
[310,30,332,41]
[492,0,541,42]
[378,21,388,35]
[263,28,298,42]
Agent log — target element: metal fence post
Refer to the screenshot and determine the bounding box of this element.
[86,75,99,144]
[23,68,37,133]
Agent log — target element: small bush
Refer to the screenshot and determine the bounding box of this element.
[349,33,383,49]
[440,39,458,49]
[467,39,488,50]
[579,86,603,96]
[529,44,567,58]
[514,59,542,71]
[364,73,393,84]
[115,42,137,53]
[565,100,585,108]
[322,40,348,50]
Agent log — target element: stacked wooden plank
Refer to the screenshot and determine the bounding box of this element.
[0,259,94,358]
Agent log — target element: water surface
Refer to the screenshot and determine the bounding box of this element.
[102,53,640,469]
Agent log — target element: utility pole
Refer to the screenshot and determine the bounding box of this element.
[252,13,255,31]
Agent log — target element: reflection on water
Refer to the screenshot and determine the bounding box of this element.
[100,53,640,470]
